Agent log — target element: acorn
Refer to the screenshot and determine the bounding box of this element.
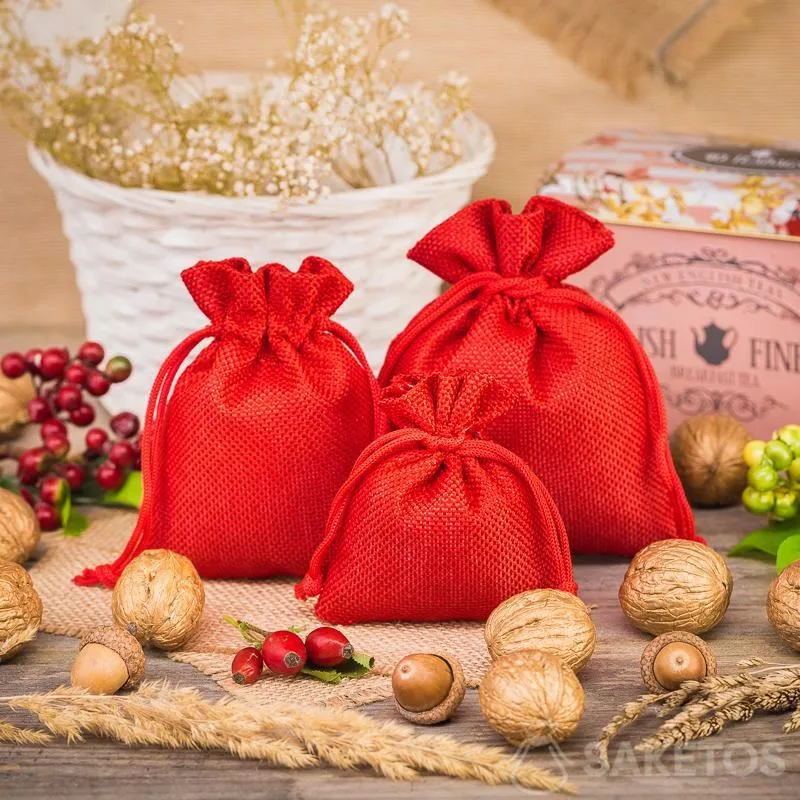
[392,653,465,725]
[71,625,146,694]
[640,631,717,693]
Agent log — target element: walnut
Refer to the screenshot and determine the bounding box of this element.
[478,650,584,747]
[0,372,34,440]
[484,589,596,672]
[670,415,751,507]
[0,487,41,564]
[0,560,43,661]
[619,540,733,635]
[112,549,205,650]
[767,562,800,651]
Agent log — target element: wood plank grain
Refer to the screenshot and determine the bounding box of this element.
[2,506,798,798]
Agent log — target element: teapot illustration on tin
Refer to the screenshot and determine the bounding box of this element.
[692,322,738,366]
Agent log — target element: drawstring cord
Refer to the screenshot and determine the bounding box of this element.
[378,272,552,384]
[75,319,383,589]
[327,321,384,438]
[380,274,697,542]
[74,326,215,587]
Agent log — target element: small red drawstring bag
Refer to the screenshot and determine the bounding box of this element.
[379,197,700,556]
[295,373,576,623]
[75,256,378,587]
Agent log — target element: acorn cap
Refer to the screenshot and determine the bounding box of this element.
[394,653,466,725]
[640,631,717,693]
[79,625,146,689]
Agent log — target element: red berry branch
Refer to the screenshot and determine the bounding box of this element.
[0,341,142,533]
[223,617,373,686]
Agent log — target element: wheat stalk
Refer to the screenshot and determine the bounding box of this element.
[0,683,573,793]
[599,664,800,761]
[596,692,664,769]
[0,719,52,745]
[0,623,39,662]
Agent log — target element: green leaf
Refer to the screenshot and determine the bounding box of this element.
[300,666,346,684]
[300,652,375,684]
[776,534,800,574]
[62,510,89,537]
[0,475,18,492]
[102,471,142,509]
[58,485,72,528]
[729,520,800,558]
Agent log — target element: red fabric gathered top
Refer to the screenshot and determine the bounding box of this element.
[75,256,379,587]
[379,196,700,556]
[296,372,576,623]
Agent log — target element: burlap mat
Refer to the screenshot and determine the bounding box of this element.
[28,510,489,708]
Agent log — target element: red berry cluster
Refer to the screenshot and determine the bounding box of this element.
[231,626,354,685]
[0,341,140,531]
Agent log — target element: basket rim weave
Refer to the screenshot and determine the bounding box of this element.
[28,117,495,219]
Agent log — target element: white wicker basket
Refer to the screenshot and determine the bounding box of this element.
[29,120,494,417]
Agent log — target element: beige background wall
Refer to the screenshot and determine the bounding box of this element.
[1,0,798,330]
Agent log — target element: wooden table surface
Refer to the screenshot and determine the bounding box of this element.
[2,506,797,799]
[1,330,798,798]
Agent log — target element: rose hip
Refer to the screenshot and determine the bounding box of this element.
[35,502,60,531]
[40,418,68,440]
[17,447,49,484]
[40,476,67,506]
[305,627,354,667]
[95,461,124,491]
[69,404,96,427]
[24,348,43,375]
[262,631,307,675]
[28,397,52,423]
[60,462,86,491]
[231,647,264,685]
[40,348,68,380]
[105,356,132,383]
[43,433,70,458]
[78,341,105,366]
[85,427,109,451]
[64,362,88,386]
[55,384,83,411]
[108,440,136,468]
[85,371,111,397]
[1,352,26,379]
[110,411,140,440]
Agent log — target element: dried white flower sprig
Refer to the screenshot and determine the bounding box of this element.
[0,0,472,201]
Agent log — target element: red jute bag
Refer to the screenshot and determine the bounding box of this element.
[295,373,576,623]
[76,257,379,587]
[378,197,700,556]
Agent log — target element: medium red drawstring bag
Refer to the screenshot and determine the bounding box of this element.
[295,373,576,623]
[76,256,378,587]
[378,197,700,556]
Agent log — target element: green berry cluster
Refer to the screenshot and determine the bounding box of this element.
[742,425,800,519]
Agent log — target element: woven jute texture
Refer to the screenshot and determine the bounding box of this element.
[28,510,489,708]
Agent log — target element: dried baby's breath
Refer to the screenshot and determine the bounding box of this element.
[0,0,472,201]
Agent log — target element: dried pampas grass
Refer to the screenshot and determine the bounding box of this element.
[598,663,800,766]
[0,682,573,794]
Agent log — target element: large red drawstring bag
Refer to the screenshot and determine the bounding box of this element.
[295,373,576,623]
[76,256,378,587]
[378,197,700,556]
